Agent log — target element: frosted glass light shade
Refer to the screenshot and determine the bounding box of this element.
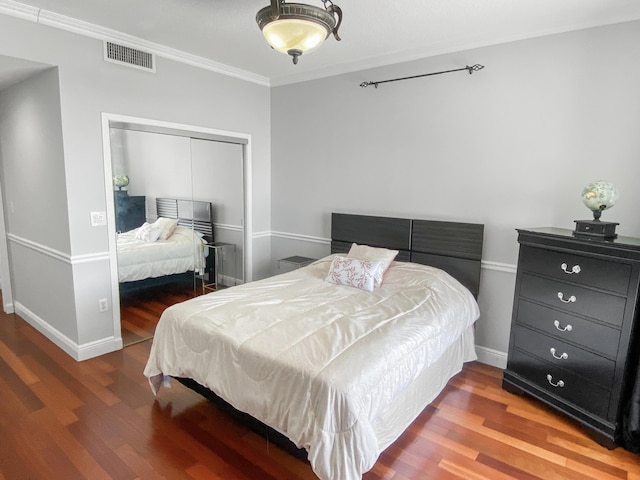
[262,18,328,54]
[256,1,342,64]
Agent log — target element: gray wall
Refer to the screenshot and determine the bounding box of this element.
[1,10,638,366]
[191,138,244,284]
[0,13,271,358]
[270,21,640,365]
[0,67,77,342]
[110,129,192,218]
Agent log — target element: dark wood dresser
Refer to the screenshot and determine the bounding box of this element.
[503,227,640,447]
[114,191,145,233]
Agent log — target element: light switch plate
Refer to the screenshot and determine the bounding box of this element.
[90,211,107,226]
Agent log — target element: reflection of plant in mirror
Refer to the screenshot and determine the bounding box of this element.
[113,174,129,190]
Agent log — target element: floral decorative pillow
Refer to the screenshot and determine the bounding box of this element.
[347,243,399,286]
[134,222,162,243]
[325,256,382,292]
[153,217,178,240]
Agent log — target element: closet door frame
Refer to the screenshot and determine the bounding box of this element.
[101,112,253,344]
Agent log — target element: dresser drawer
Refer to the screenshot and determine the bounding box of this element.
[516,300,621,358]
[521,246,631,295]
[513,325,615,389]
[520,274,626,326]
[508,349,611,419]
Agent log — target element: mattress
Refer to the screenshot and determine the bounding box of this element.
[144,255,480,479]
[117,225,206,283]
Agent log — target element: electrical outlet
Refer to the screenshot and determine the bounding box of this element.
[98,298,108,312]
[90,211,107,226]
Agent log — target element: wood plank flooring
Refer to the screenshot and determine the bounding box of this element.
[119,282,199,347]
[2,300,640,478]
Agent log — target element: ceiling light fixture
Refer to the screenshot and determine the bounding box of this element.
[256,0,342,65]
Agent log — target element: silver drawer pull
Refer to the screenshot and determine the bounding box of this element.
[550,347,568,360]
[553,320,573,332]
[546,374,565,388]
[557,292,576,303]
[560,263,581,274]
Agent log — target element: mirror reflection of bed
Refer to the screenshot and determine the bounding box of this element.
[116,197,226,346]
[109,123,246,347]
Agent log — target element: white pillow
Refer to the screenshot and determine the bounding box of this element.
[347,243,399,286]
[325,256,382,292]
[153,217,178,240]
[134,222,162,243]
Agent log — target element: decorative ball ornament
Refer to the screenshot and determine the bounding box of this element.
[113,174,129,190]
[573,180,619,240]
[581,180,618,220]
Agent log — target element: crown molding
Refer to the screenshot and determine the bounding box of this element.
[0,0,38,21]
[0,0,270,87]
[3,0,640,88]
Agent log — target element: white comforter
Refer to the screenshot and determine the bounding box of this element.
[144,255,479,479]
[117,225,206,283]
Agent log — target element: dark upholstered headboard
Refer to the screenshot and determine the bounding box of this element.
[156,197,214,241]
[331,213,484,298]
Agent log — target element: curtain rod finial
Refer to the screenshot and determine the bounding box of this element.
[467,64,485,74]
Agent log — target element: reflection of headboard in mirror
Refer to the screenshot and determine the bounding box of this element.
[156,197,214,241]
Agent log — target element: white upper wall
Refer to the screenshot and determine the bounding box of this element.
[0,12,272,350]
[191,139,244,228]
[270,20,640,357]
[0,67,70,251]
[0,67,77,341]
[0,13,271,256]
[271,20,640,263]
[110,128,192,214]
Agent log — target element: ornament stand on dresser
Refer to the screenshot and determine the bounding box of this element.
[573,180,620,240]
[502,228,640,449]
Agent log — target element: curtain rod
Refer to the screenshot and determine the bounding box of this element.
[359,64,485,88]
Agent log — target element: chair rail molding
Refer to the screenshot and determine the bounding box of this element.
[268,230,517,273]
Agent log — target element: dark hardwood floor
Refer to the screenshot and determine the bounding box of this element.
[119,282,200,347]
[2,295,640,479]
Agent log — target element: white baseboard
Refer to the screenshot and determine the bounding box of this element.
[77,335,123,361]
[475,345,508,369]
[14,301,122,361]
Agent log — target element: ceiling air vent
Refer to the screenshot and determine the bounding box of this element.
[104,41,155,72]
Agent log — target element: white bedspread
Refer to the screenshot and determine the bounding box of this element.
[144,255,479,479]
[117,226,206,283]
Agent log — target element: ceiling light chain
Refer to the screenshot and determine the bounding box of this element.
[256,0,343,65]
[360,64,485,88]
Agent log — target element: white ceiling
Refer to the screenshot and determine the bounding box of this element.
[4,0,640,86]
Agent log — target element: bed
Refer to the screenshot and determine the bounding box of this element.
[117,197,214,288]
[144,213,484,480]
